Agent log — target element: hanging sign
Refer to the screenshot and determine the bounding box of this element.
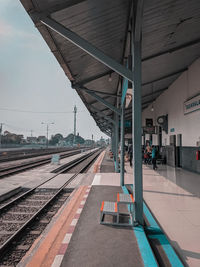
[184,94,200,115]
[143,126,155,134]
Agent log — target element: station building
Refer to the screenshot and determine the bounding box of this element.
[142,58,200,173]
[19,0,200,224]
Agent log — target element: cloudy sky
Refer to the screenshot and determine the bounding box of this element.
[0,0,107,141]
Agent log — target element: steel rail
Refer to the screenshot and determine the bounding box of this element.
[0,149,101,256]
[0,149,85,178]
[0,148,74,163]
[0,149,99,212]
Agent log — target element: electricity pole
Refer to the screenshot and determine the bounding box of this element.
[73,105,77,146]
[0,123,4,149]
[41,122,54,148]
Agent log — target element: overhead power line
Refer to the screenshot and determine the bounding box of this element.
[0,108,86,114]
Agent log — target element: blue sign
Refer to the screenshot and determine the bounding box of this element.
[125,121,131,128]
[119,120,131,128]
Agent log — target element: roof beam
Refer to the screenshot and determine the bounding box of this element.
[90,96,110,106]
[73,84,121,98]
[142,68,187,86]
[37,0,87,16]
[142,38,200,62]
[97,122,111,131]
[100,107,111,113]
[73,70,114,86]
[142,98,157,106]
[96,119,110,126]
[78,88,121,115]
[99,128,111,137]
[142,105,148,110]
[37,16,133,82]
[90,106,115,124]
[123,86,169,110]
[142,87,168,98]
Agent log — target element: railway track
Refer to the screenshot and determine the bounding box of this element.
[0,147,84,163]
[0,149,88,178]
[0,148,102,265]
[0,148,67,163]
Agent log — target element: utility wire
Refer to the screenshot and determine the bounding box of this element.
[0,108,86,114]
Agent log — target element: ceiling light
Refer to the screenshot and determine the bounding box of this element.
[108,73,112,82]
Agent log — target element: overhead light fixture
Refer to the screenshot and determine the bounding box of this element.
[108,73,112,82]
[151,103,154,112]
[151,83,154,112]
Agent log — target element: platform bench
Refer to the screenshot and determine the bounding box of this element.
[100,201,119,225]
[100,193,135,226]
[117,193,134,225]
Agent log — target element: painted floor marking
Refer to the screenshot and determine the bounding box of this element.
[92,174,101,185]
[51,255,64,267]
[76,208,82,214]
[71,218,78,226]
[62,233,72,244]
[51,186,91,267]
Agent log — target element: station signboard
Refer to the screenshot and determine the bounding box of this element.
[184,94,200,114]
[142,126,156,134]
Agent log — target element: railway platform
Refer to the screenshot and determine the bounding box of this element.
[16,150,171,266]
[0,149,199,266]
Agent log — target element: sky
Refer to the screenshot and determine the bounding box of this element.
[0,0,107,141]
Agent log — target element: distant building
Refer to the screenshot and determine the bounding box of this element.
[58,140,68,147]
[21,138,27,144]
[3,131,24,144]
[84,139,94,146]
[27,137,38,144]
[96,137,106,147]
[37,136,47,144]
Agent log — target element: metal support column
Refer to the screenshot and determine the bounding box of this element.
[115,114,119,173]
[120,100,125,186]
[112,126,116,160]
[111,130,114,154]
[132,0,144,225]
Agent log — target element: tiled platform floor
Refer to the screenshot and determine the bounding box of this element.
[125,163,200,267]
[92,157,200,266]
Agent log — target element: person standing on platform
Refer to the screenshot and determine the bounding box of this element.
[128,144,133,167]
[146,143,152,164]
[152,146,158,170]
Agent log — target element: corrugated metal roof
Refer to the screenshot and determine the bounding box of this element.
[20,0,200,134]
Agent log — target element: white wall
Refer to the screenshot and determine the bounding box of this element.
[142,58,200,147]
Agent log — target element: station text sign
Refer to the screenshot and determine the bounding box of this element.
[184,94,200,115]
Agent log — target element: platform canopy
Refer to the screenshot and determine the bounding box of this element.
[20,0,200,136]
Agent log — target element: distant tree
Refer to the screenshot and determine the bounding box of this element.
[65,133,74,145]
[65,133,85,145]
[49,133,63,145]
[2,132,23,144]
[76,135,85,144]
